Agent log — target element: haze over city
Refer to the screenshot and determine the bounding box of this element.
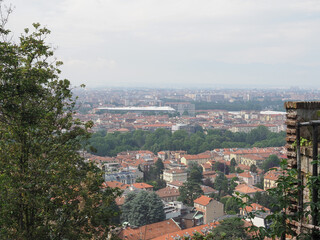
[7,0,320,89]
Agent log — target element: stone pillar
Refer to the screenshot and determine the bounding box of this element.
[285,101,320,168]
[285,101,320,234]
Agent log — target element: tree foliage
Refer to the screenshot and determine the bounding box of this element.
[0,15,120,239]
[140,158,166,190]
[213,162,230,175]
[250,164,258,173]
[261,154,280,172]
[211,217,247,240]
[88,127,286,156]
[178,180,204,206]
[121,191,165,227]
[188,163,203,184]
[250,192,279,212]
[214,172,237,198]
[225,197,240,214]
[214,172,229,196]
[235,159,320,239]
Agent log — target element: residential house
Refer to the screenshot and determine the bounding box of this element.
[264,168,283,190]
[156,187,180,202]
[193,195,224,224]
[163,201,184,219]
[177,208,204,229]
[238,171,260,186]
[240,203,270,216]
[240,203,271,228]
[234,184,264,202]
[104,171,136,184]
[201,162,213,172]
[201,185,217,196]
[163,169,188,183]
[239,154,265,167]
[180,154,213,166]
[167,181,184,189]
[203,171,217,183]
[157,151,167,161]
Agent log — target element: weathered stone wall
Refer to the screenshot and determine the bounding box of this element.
[285,101,320,169]
[285,101,320,233]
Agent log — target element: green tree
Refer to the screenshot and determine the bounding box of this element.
[250,164,258,173]
[179,180,204,206]
[225,197,240,214]
[228,177,238,195]
[213,162,230,175]
[234,159,320,240]
[155,158,165,176]
[214,172,229,196]
[211,217,247,240]
[121,191,165,226]
[236,167,244,173]
[230,158,237,167]
[188,163,203,184]
[262,154,280,172]
[203,178,214,188]
[246,125,269,144]
[0,18,120,238]
[251,191,279,213]
[87,127,285,157]
[147,179,166,191]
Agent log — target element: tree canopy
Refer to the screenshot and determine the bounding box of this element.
[188,163,204,184]
[250,164,258,173]
[178,180,204,206]
[0,13,120,239]
[262,154,281,172]
[88,127,285,156]
[211,217,247,240]
[121,191,165,227]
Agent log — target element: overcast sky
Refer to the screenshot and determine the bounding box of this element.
[5,0,320,89]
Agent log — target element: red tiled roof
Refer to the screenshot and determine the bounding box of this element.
[102,181,129,190]
[238,171,253,179]
[264,168,283,180]
[235,184,264,194]
[225,173,237,179]
[152,222,219,240]
[118,219,181,240]
[184,154,211,160]
[115,196,125,206]
[242,203,270,213]
[132,182,153,189]
[194,195,212,206]
[201,163,212,170]
[167,181,184,187]
[201,185,216,194]
[143,123,172,128]
[237,164,251,171]
[115,128,130,132]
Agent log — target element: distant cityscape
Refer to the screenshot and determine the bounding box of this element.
[73,87,319,238]
[72,87,320,134]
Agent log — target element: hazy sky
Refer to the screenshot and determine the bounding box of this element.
[5,0,320,88]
